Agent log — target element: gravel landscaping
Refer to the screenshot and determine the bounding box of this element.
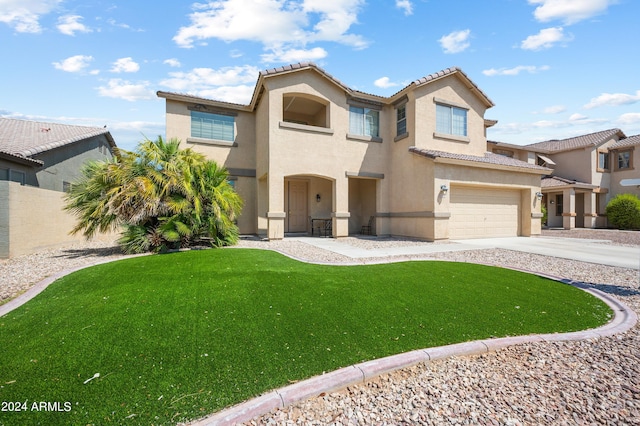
[1,229,639,425]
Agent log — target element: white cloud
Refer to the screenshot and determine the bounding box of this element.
[520,27,572,50]
[57,15,91,36]
[396,0,413,15]
[97,79,155,102]
[482,65,550,76]
[173,0,367,51]
[617,113,640,125]
[529,0,616,25]
[52,55,94,73]
[583,90,640,109]
[569,113,588,121]
[261,47,327,63]
[197,85,256,105]
[438,29,471,54]
[0,0,61,33]
[159,65,260,104]
[163,58,182,68]
[374,77,399,89]
[542,105,566,114]
[110,57,140,73]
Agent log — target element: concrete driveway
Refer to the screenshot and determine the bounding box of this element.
[454,236,639,269]
[298,236,639,270]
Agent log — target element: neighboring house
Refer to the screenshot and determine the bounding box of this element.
[158,63,549,241]
[0,118,116,192]
[0,118,117,257]
[489,128,640,229]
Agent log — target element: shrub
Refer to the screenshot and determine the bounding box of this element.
[605,193,640,230]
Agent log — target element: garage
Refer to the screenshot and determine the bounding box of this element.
[449,186,521,239]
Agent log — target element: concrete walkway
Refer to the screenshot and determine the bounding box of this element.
[295,236,640,269]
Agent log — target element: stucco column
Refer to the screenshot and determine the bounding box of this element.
[267,174,285,240]
[332,175,350,237]
[562,187,576,230]
[583,191,597,228]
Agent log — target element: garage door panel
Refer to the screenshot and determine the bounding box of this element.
[449,187,520,239]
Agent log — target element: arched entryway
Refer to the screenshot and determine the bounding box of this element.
[284,175,334,235]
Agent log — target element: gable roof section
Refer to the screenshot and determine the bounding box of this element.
[409,147,550,174]
[0,118,115,164]
[407,67,494,108]
[158,63,493,112]
[525,128,625,153]
[610,134,640,149]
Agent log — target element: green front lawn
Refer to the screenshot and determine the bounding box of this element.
[0,249,611,425]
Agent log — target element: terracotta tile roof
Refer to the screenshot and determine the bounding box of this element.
[0,118,114,159]
[541,175,597,189]
[610,134,640,149]
[525,128,625,153]
[162,63,493,111]
[412,67,494,107]
[409,147,550,172]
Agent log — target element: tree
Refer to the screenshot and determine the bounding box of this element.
[65,137,243,253]
[605,193,640,230]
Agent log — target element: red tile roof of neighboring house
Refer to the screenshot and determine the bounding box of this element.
[524,128,625,153]
[541,175,597,189]
[0,118,115,162]
[610,134,640,149]
[409,147,550,172]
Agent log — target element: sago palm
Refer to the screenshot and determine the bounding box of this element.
[65,137,242,253]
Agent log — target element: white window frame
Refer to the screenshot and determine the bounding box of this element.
[436,103,468,137]
[349,106,379,138]
[190,110,235,143]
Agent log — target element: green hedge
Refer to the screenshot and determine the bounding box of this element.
[606,193,640,230]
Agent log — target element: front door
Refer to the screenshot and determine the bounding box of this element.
[287,180,308,232]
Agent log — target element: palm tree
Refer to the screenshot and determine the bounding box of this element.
[65,137,243,253]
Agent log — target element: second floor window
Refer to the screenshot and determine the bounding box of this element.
[436,104,467,137]
[396,105,407,136]
[349,106,379,138]
[616,150,632,170]
[191,111,234,142]
[598,151,610,171]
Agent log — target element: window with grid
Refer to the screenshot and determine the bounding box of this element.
[396,105,407,136]
[436,104,467,137]
[191,111,235,142]
[349,106,379,138]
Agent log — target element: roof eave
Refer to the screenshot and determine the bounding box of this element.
[0,151,43,167]
[157,91,252,112]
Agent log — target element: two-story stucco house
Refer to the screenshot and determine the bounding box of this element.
[158,63,549,241]
[489,128,640,229]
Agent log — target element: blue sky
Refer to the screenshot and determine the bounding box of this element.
[1,0,639,151]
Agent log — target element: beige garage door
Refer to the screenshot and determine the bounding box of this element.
[449,186,521,239]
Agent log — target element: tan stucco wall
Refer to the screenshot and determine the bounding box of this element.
[413,76,489,157]
[0,181,117,258]
[164,99,257,234]
[610,146,640,198]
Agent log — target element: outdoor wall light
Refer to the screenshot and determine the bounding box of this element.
[536,192,543,200]
[440,185,449,194]
[316,193,321,202]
